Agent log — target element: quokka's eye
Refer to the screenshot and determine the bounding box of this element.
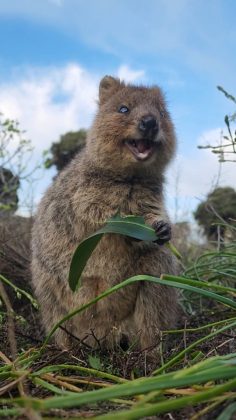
[118,105,129,113]
[160,110,165,118]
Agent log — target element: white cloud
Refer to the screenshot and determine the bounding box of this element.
[117,65,145,83]
[0,62,100,210]
[0,63,99,152]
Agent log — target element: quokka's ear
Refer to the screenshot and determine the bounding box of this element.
[99,75,122,105]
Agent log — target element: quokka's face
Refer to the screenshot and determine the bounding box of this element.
[88,76,176,171]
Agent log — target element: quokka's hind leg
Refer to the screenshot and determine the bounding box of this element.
[32,264,124,349]
[31,258,82,348]
[133,282,178,353]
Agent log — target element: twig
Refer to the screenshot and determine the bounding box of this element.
[0,281,17,359]
[0,350,11,364]
[0,281,40,419]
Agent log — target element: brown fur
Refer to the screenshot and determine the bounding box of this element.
[0,215,32,289]
[0,215,33,314]
[31,76,180,353]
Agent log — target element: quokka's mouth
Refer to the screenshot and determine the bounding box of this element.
[124,139,155,161]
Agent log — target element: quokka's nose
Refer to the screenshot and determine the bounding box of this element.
[139,115,159,134]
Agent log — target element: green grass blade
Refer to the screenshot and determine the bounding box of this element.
[45,275,236,347]
[0,274,38,308]
[153,320,236,375]
[69,233,103,291]
[162,274,236,295]
[31,364,127,383]
[29,363,236,409]
[94,378,236,419]
[100,215,157,240]
[69,215,158,291]
[217,402,236,420]
[2,356,236,413]
[0,408,23,417]
[33,377,74,395]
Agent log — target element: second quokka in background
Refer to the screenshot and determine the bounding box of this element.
[31,75,181,356]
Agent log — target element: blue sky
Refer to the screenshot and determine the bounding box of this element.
[0,0,235,220]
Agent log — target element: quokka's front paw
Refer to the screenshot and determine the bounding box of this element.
[152,220,172,245]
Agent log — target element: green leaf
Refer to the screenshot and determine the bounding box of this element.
[217,402,236,420]
[69,233,104,292]
[101,215,157,240]
[68,215,157,292]
[225,115,230,127]
[88,355,102,370]
[217,86,236,104]
[166,242,182,260]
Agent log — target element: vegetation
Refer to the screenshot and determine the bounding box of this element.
[44,129,87,172]
[0,113,40,214]
[198,86,236,163]
[0,167,19,214]
[194,186,236,241]
[194,87,236,245]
